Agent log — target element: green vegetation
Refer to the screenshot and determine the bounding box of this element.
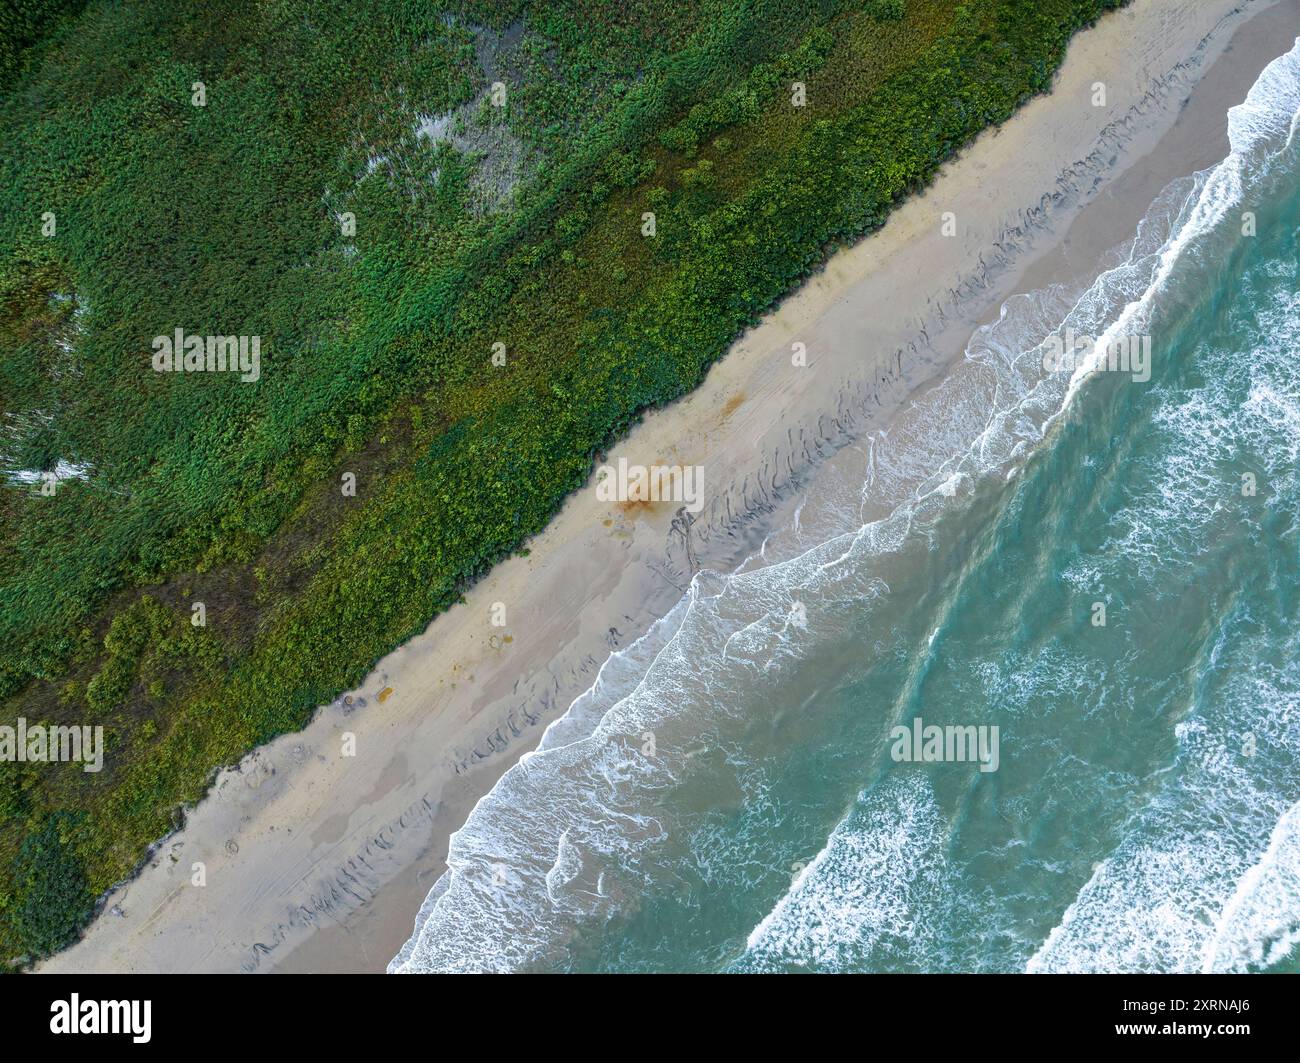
[7,811,91,957]
[0,0,1126,962]
[0,0,87,88]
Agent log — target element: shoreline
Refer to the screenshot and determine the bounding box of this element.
[40,0,1298,974]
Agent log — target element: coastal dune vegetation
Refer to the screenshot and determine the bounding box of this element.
[0,0,1124,963]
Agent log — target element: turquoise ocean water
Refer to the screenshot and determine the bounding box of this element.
[391,39,1300,974]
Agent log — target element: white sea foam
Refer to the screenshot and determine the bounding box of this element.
[1201,799,1300,972]
[739,775,950,972]
[1027,652,1300,973]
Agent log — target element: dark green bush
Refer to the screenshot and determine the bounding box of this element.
[7,812,92,959]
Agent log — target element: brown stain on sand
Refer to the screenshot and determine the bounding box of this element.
[720,391,746,421]
[616,496,666,518]
[609,452,699,521]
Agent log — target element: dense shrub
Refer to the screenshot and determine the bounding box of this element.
[6,812,92,958]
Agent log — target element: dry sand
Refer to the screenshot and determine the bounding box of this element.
[41,0,1300,974]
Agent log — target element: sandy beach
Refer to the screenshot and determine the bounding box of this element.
[40,0,1300,974]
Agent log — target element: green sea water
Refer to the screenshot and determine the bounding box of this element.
[391,38,1300,974]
